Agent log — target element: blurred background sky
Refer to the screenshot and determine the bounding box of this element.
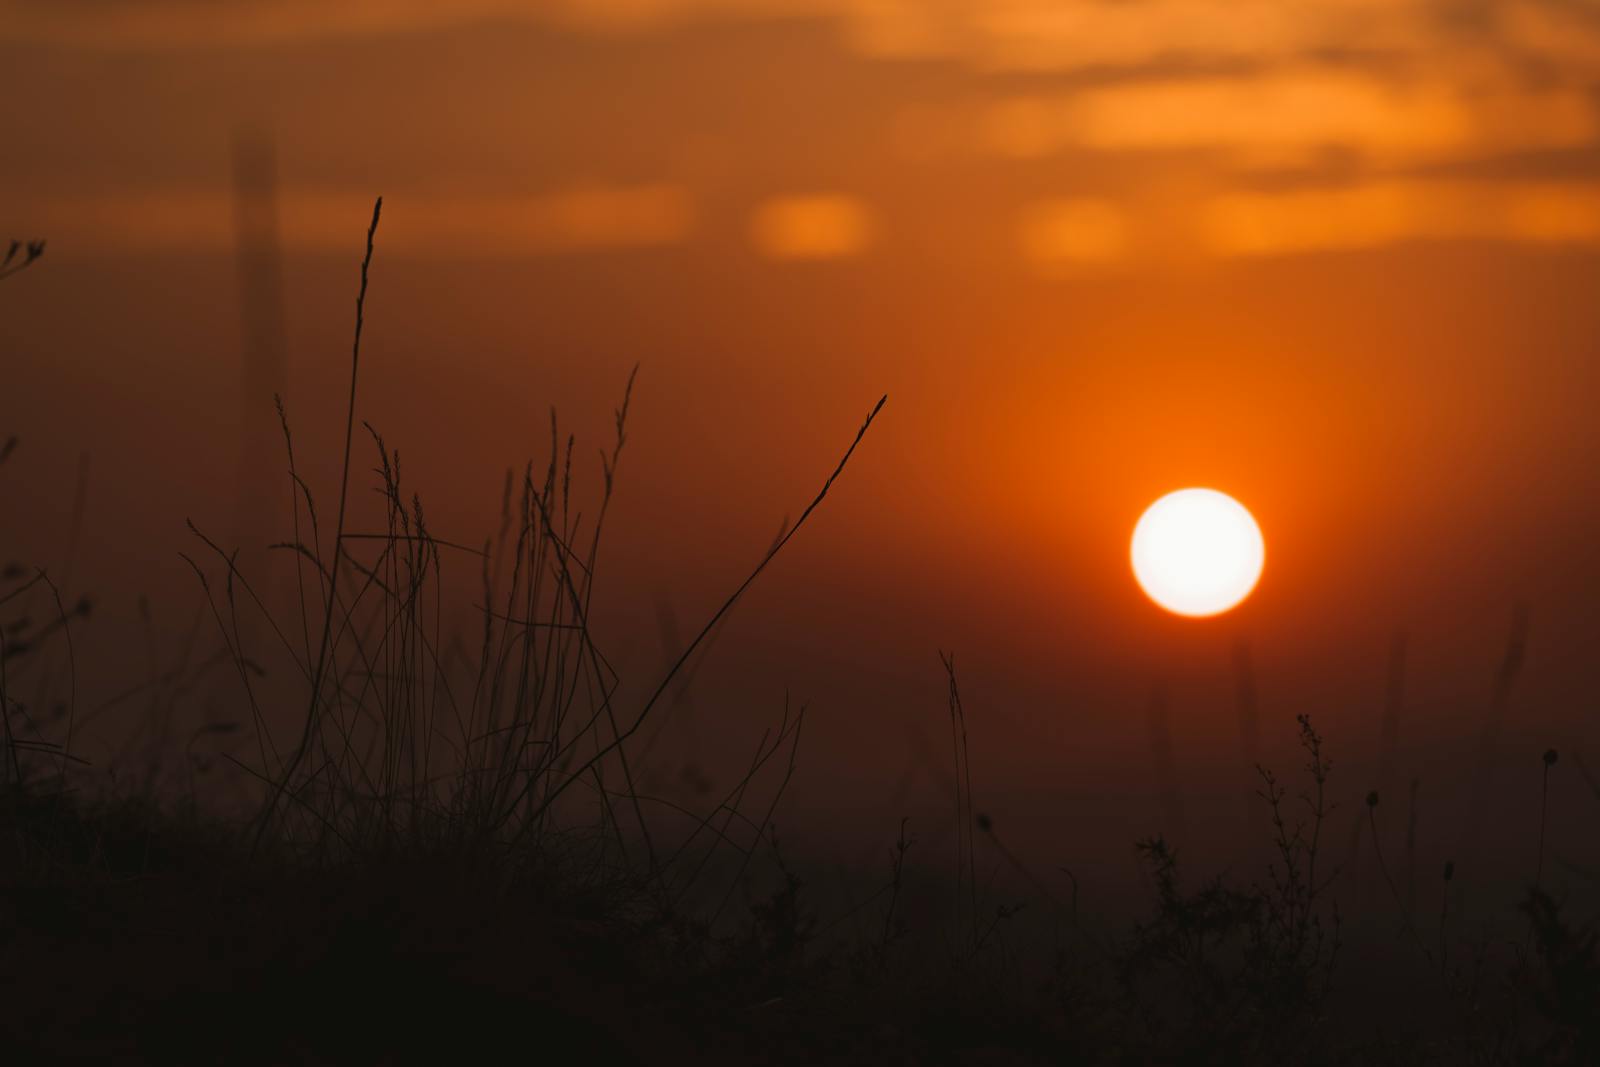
[5,0,1600,902]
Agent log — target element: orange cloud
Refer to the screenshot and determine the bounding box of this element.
[949,0,1427,70]
[985,70,1595,165]
[1500,1,1600,73]
[0,0,824,47]
[8,0,1590,80]
[1017,199,1129,273]
[15,184,694,255]
[1201,180,1600,256]
[748,195,875,261]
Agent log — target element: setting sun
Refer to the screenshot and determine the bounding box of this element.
[1131,488,1265,617]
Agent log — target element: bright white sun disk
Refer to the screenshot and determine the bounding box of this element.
[1131,488,1264,617]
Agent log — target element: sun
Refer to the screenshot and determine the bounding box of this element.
[1131,488,1264,618]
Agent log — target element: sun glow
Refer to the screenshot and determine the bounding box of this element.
[1131,488,1265,617]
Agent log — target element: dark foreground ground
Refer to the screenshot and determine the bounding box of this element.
[6,783,1599,1067]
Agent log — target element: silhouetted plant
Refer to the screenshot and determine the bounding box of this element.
[1,241,58,786]
[0,238,45,282]
[1521,889,1600,1064]
[725,829,818,1001]
[1118,715,1342,1062]
[1,418,90,792]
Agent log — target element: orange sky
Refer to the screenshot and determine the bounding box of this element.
[4,1,1600,881]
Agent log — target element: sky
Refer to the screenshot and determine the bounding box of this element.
[4,0,1600,897]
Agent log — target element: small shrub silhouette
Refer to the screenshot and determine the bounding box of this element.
[1522,889,1600,1064]
[1119,714,1341,1063]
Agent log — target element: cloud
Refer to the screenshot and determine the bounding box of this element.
[748,194,874,260]
[16,183,694,255]
[9,0,1598,78]
[9,2,1599,180]
[984,69,1595,166]
[1200,180,1600,256]
[0,0,828,48]
[890,0,1433,69]
[1501,0,1600,71]
[1017,199,1129,273]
